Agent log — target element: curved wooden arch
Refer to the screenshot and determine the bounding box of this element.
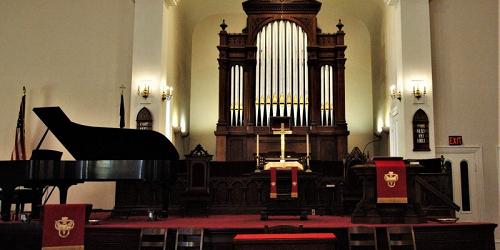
[248,17,314,46]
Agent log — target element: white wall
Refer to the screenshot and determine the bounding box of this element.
[165,4,190,156]
[0,0,135,209]
[189,14,246,155]
[498,0,500,245]
[429,0,499,234]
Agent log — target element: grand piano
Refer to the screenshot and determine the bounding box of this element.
[0,107,179,221]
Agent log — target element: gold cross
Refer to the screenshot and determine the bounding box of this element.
[273,123,292,162]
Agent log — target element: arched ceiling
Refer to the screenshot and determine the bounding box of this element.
[177,0,385,36]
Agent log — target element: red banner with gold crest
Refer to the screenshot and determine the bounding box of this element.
[42,204,86,250]
[375,159,408,203]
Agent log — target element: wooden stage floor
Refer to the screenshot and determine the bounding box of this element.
[0,214,496,250]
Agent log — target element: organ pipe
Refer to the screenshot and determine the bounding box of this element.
[321,65,334,126]
[254,20,308,126]
[230,65,244,126]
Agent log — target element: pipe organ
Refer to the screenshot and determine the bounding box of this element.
[216,0,348,162]
[255,20,309,127]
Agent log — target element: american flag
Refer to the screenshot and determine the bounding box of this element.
[120,92,125,128]
[119,85,126,129]
[11,88,26,160]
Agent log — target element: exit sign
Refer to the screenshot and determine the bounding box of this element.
[449,136,463,146]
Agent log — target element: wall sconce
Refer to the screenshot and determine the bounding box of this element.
[412,80,427,99]
[173,125,189,137]
[390,85,401,101]
[137,80,152,99]
[161,85,173,101]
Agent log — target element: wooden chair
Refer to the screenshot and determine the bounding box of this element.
[386,226,416,250]
[139,228,168,250]
[348,226,378,250]
[264,224,304,233]
[175,228,204,250]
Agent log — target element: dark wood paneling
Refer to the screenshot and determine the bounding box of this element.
[234,235,335,250]
[169,169,345,215]
[86,228,140,250]
[228,138,245,161]
[0,223,496,250]
[414,224,497,250]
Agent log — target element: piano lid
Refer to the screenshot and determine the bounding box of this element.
[33,107,179,161]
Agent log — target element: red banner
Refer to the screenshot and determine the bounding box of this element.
[270,168,277,199]
[291,167,298,198]
[269,167,299,199]
[42,204,86,250]
[375,159,407,203]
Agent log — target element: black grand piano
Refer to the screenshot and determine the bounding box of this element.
[0,107,179,221]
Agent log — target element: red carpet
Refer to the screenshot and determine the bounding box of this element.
[86,213,482,229]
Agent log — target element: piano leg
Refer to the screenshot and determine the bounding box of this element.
[57,184,72,204]
[0,186,14,221]
[30,186,44,219]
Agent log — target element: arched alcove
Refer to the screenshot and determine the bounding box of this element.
[412,109,430,151]
[136,107,153,130]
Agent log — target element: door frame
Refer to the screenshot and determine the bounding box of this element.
[435,145,485,221]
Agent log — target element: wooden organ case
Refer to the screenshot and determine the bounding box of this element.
[216,0,348,162]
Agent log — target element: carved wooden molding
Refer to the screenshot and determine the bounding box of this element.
[243,0,322,14]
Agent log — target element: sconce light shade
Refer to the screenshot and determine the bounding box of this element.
[161,85,173,101]
[412,80,427,99]
[138,80,152,99]
[390,85,402,101]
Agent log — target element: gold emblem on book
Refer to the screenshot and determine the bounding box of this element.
[55,216,75,238]
[384,171,399,188]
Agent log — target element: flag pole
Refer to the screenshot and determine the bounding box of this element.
[11,86,27,160]
[119,84,126,129]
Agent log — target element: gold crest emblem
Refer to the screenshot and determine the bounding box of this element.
[54,216,75,238]
[384,171,399,188]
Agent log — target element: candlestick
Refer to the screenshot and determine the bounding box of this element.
[306,133,309,156]
[306,133,311,172]
[256,134,259,156]
[255,134,261,172]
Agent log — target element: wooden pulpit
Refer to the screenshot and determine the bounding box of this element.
[351,157,426,224]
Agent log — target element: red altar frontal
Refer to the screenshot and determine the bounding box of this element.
[269,166,299,199]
